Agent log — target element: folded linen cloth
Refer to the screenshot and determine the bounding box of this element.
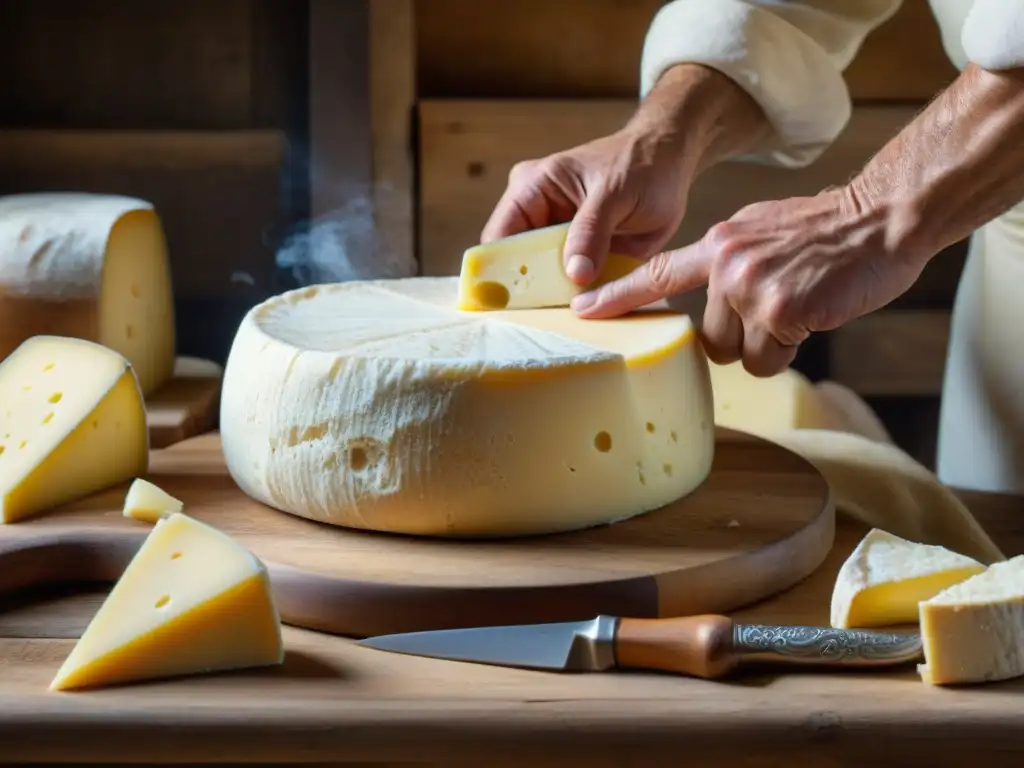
[710,363,1005,565]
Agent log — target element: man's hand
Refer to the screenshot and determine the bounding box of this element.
[480,64,770,286]
[572,186,931,376]
[481,129,693,286]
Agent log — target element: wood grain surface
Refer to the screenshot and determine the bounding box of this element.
[0,428,833,638]
[0,504,1018,766]
[145,357,222,449]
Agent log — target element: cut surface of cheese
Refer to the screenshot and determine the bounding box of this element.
[709,362,841,437]
[458,222,643,311]
[50,512,284,691]
[123,477,183,523]
[830,528,985,629]
[220,276,715,537]
[919,555,1024,685]
[0,192,176,395]
[0,336,149,524]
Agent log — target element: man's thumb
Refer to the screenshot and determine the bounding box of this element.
[563,195,618,286]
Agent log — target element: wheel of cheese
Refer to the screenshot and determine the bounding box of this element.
[0,193,176,395]
[220,277,715,538]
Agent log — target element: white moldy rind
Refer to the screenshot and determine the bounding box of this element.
[220,277,715,538]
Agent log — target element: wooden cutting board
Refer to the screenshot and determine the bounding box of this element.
[145,356,221,449]
[0,427,834,637]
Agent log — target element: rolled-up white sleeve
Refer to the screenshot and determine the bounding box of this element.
[640,0,902,167]
[962,0,1024,70]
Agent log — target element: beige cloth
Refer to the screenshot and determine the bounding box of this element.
[765,381,1005,565]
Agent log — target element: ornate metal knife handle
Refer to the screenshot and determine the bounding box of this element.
[733,623,923,667]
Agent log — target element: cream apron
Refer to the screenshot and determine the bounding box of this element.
[937,206,1024,493]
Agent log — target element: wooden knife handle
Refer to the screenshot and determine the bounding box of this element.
[614,615,739,679]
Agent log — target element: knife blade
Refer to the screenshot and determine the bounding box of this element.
[358,614,923,678]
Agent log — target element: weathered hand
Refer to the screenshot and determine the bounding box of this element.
[571,187,930,376]
[480,128,693,286]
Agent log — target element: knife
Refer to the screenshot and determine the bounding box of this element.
[358,614,923,678]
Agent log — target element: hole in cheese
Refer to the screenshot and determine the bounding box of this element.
[18,441,27,449]
[594,431,612,453]
[155,594,171,608]
[519,265,528,275]
[645,422,655,433]
[170,552,182,560]
[663,463,673,477]
[43,363,54,372]
[471,281,511,310]
[125,324,135,340]
[130,283,141,298]
[670,431,678,443]
[0,446,4,456]
[349,446,369,471]
[42,412,54,425]
[49,392,63,403]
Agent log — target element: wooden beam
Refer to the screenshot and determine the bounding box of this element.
[304,0,417,284]
[370,0,418,276]
[418,99,919,277]
[829,311,951,397]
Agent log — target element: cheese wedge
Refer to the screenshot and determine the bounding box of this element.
[0,192,176,395]
[0,336,149,524]
[457,222,643,310]
[919,555,1024,685]
[830,528,986,628]
[709,362,842,437]
[50,512,284,691]
[123,478,183,523]
[220,276,715,537]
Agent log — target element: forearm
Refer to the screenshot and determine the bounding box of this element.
[624,63,771,176]
[851,63,1024,258]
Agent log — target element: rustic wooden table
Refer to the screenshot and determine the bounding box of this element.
[1,490,1022,766]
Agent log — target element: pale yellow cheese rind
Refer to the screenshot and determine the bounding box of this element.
[0,336,149,523]
[830,528,985,629]
[50,512,284,691]
[123,477,184,523]
[919,554,1024,686]
[457,222,643,311]
[220,276,715,538]
[0,192,176,395]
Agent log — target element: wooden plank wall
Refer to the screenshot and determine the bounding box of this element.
[413,0,964,466]
[0,0,309,364]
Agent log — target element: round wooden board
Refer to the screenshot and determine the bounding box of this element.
[0,428,834,637]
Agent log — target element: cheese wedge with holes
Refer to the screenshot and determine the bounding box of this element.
[50,512,283,691]
[919,555,1024,685]
[458,222,643,310]
[830,528,985,628]
[0,193,176,395]
[123,478,183,523]
[220,276,715,537]
[0,336,149,524]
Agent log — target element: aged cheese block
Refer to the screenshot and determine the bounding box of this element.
[220,277,715,537]
[830,528,985,629]
[919,555,1024,685]
[0,192,176,395]
[0,336,148,524]
[458,222,642,310]
[50,512,284,691]
[123,477,183,523]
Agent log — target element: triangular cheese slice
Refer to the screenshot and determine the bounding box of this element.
[0,336,149,523]
[831,528,985,628]
[123,477,183,523]
[51,512,283,690]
